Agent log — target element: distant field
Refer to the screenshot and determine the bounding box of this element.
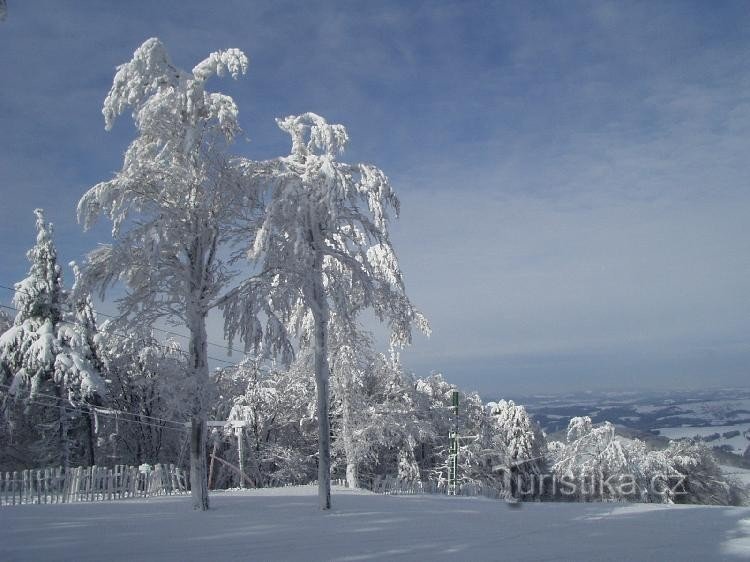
[656,425,750,455]
[509,388,750,463]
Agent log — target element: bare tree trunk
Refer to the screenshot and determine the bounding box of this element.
[188,301,210,511]
[208,440,219,490]
[190,416,208,510]
[310,252,331,510]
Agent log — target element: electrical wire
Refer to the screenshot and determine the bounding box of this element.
[3,394,189,434]
[0,282,246,356]
[0,302,243,368]
[0,383,187,430]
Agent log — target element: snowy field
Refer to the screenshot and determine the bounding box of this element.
[656,424,750,455]
[2,486,750,561]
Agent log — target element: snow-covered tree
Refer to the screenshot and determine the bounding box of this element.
[0,209,103,467]
[77,38,251,510]
[220,358,317,488]
[0,309,11,335]
[329,318,374,488]
[412,374,495,490]
[550,417,633,501]
[331,345,430,487]
[545,416,747,505]
[96,325,189,467]
[488,400,546,498]
[664,441,745,505]
[222,113,428,509]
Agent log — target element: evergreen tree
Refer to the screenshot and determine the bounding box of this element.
[0,209,103,467]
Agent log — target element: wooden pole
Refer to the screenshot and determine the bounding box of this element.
[208,440,219,490]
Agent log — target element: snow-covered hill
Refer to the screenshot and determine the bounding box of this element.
[2,485,749,561]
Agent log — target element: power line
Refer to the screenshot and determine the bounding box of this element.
[0,283,252,360]
[0,302,243,368]
[3,394,189,434]
[0,384,187,430]
[0,383,187,429]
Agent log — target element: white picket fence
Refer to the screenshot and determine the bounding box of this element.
[0,463,188,506]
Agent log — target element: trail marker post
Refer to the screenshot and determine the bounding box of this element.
[448,390,459,495]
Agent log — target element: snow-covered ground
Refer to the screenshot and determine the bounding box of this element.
[2,485,750,561]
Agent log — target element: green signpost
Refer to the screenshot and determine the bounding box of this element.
[448,390,459,495]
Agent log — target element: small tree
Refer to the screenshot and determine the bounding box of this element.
[223,113,428,508]
[489,400,546,498]
[330,334,428,487]
[77,38,251,510]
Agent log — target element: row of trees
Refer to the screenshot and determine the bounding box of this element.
[1,38,744,510]
[2,37,426,511]
[0,232,742,506]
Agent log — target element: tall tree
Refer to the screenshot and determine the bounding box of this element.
[222,113,428,509]
[77,38,252,510]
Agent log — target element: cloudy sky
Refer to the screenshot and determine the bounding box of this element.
[1,1,748,396]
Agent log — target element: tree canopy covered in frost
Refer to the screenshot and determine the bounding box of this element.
[77,38,251,511]
[488,400,546,497]
[221,112,429,509]
[214,358,318,488]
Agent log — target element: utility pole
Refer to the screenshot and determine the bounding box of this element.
[448,390,459,495]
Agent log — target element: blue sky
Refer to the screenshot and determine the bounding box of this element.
[1,1,749,395]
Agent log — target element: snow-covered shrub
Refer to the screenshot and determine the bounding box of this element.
[547,417,746,505]
[665,441,747,506]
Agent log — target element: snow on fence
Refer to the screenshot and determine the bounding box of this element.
[0,463,188,506]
